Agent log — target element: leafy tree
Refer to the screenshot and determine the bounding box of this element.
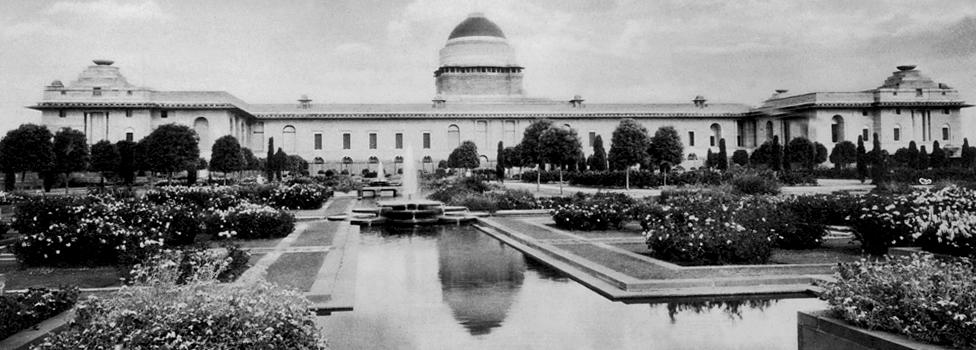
[962,138,976,169]
[52,128,90,192]
[856,136,867,183]
[717,138,729,171]
[519,119,554,190]
[286,155,308,175]
[907,141,920,169]
[930,141,947,169]
[608,119,650,189]
[575,151,586,172]
[732,149,749,166]
[503,146,522,170]
[272,148,289,180]
[241,148,259,171]
[540,126,583,194]
[588,134,608,171]
[872,150,890,186]
[495,141,505,182]
[705,148,715,168]
[209,135,244,176]
[786,137,815,169]
[648,126,683,173]
[814,142,828,166]
[892,147,912,168]
[140,124,200,180]
[829,141,857,169]
[447,141,480,170]
[750,141,773,168]
[116,140,137,185]
[0,124,55,190]
[771,135,784,172]
[918,145,929,170]
[90,140,119,186]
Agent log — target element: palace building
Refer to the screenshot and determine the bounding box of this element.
[30,13,970,173]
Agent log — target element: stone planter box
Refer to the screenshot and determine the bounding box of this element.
[798,310,949,350]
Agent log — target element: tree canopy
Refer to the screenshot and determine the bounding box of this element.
[540,126,582,169]
[0,124,55,176]
[519,119,554,167]
[648,126,683,172]
[116,140,137,185]
[140,124,200,175]
[447,140,480,169]
[90,140,120,175]
[52,128,90,176]
[209,135,245,174]
[717,138,729,171]
[588,134,608,171]
[829,141,857,168]
[608,119,650,170]
[731,149,749,166]
[930,141,947,169]
[785,137,816,169]
[495,141,505,181]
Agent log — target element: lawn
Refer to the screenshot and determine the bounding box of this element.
[264,251,327,292]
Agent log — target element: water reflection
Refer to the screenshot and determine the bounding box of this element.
[663,298,775,323]
[437,225,525,335]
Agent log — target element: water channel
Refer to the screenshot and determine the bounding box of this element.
[318,224,826,349]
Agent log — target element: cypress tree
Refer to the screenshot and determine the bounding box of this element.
[717,138,729,171]
[907,141,919,169]
[918,145,929,170]
[589,135,608,171]
[930,141,947,169]
[771,135,783,172]
[265,137,275,181]
[962,138,976,168]
[856,135,867,183]
[495,141,505,182]
[706,148,715,168]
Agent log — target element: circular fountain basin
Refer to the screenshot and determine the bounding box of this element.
[378,200,445,226]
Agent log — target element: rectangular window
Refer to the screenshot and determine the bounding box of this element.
[58,110,66,118]
[916,88,923,97]
[161,110,168,118]
[737,135,743,147]
[831,124,840,143]
[895,108,901,115]
[125,132,134,142]
[688,131,695,146]
[314,133,322,150]
[423,132,431,149]
[862,128,869,141]
[395,133,403,149]
[944,109,950,114]
[369,133,377,149]
[92,87,102,96]
[588,132,596,147]
[943,127,950,141]
[862,110,868,116]
[342,133,351,149]
[127,90,133,96]
[710,136,716,147]
[893,128,901,141]
[125,109,133,117]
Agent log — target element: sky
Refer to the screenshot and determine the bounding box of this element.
[1,0,975,134]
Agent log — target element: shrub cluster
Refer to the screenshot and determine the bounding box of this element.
[730,174,781,195]
[32,282,324,349]
[209,203,296,239]
[126,245,251,285]
[642,192,776,265]
[0,287,79,340]
[550,193,633,231]
[822,254,976,349]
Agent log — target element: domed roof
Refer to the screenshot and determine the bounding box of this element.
[448,13,505,40]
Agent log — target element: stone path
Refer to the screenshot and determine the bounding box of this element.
[499,178,875,197]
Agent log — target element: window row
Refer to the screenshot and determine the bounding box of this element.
[331,132,432,150]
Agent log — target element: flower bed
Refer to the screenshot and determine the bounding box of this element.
[210,203,296,239]
[0,287,79,340]
[642,193,776,265]
[31,282,324,349]
[821,254,976,349]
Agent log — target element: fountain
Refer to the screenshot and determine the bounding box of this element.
[349,145,476,226]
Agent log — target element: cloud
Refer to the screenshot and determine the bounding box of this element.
[46,0,171,21]
[1,20,70,39]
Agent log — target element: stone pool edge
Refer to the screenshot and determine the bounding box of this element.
[475,216,829,301]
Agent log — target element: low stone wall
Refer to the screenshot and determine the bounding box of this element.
[797,310,947,350]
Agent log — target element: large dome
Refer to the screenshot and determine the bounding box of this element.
[447,12,506,39]
[439,13,518,67]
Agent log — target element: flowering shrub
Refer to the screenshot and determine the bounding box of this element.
[909,185,976,256]
[32,281,325,349]
[127,245,251,286]
[0,287,79,340]
[642,193,775,265]
[551,201,628,231]
[144,186,242,211]
[210,203,296,239]
[263,183,332,210]
[730,174,781,195]
[822,254,976,348]
[849,193,915,255]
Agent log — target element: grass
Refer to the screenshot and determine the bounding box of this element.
[554,243,672,280]
[292,221,338,247]
[769,238,864,264]
[264,251,327,292]
[542,221,644,239]
[1,265,121,290]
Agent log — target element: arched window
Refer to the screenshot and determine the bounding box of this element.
[282,125,296,153]
[687,153,698,161]
[709,123,721,147]
[194,117,210,149]
[313,157,324,165]
[893,124,901,142]
[422,156,433,163]
[368,156,379,164]
[475,121,488,151]
[831,115,845,143]
[448,125,460,149]
[765,121,774,141]
[123,127,135,142]
[942,124,950,141]
[342,157,353,164]
[394,156,403,163]
[479,155,489,168]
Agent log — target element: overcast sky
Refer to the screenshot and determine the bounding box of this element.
[1,0,975,134]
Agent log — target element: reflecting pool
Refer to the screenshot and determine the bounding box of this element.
[318,225,826,350]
